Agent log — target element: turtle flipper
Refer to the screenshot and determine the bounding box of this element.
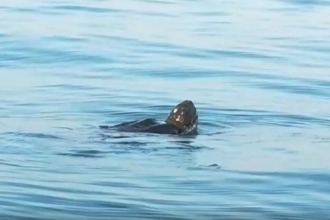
[115,118,158,132]
[99,125,110,129]
[143,124,180,134]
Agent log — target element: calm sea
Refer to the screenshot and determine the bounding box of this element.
[0,0,330,219]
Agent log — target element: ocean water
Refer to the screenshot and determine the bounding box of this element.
[0,0,330,219]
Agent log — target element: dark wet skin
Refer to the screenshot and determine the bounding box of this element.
[99,100,198,135]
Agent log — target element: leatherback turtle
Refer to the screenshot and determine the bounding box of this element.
[99,100,198,135]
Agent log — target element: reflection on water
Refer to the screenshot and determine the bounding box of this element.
[0,0,330,219]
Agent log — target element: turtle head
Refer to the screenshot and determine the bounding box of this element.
[165,100,198,134]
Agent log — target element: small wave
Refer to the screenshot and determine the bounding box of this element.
[46,5,123,14]
[1,132,62,140]
[56,150,107,158]
[279,0,330,7]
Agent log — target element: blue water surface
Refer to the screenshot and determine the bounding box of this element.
[0,0,330,219]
